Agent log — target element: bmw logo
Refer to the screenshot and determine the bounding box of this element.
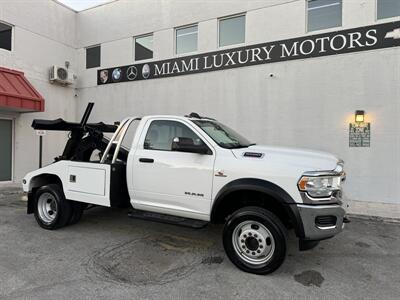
[142,64,150,79]
[112,68,122,81]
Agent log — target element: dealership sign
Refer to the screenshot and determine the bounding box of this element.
[98,21,400,85]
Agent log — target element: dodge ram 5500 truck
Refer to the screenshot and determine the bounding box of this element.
[22,103,348,274]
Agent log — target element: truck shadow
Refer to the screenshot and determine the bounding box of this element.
[74,206,395,291]
[79,206,305,286]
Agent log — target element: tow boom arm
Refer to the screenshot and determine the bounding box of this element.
[31,103,126,162]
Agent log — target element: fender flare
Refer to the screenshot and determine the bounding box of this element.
[27,173,63,214]
[211,178,305,238]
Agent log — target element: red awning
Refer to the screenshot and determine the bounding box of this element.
[0,67,45,112]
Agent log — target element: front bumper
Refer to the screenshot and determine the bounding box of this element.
[296,203,346,241]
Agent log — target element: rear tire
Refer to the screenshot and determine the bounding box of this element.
[68,201,86,225]
[34,184,72,230]
[223,206,287,275]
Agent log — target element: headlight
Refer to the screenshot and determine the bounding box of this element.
[298,175,342,198]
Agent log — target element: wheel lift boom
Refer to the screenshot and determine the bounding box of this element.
[31,102,127,162]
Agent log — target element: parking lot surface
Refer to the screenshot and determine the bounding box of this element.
[0,186,399,299]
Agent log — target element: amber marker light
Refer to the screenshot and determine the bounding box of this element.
[297,176,309,191]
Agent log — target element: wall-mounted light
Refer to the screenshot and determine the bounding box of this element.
[355,110,365,123]
[350,110,370,148]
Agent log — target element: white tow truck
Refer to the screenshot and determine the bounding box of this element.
[22,103,348,274]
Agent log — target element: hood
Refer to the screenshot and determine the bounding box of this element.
[231,145,340,172]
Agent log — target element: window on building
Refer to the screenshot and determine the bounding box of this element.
[307,0,342,32]
[219,15,245,47]
[176,24,198,54]
[377,0,400,19]
[0,22,12,51]
[135,34,153,61]
[144,120,204,151]
[86,45,101,69]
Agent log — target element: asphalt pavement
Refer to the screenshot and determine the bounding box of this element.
[0,185,399,299]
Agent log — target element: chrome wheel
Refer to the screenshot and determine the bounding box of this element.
[37,192,58,224]
[232,220,275,265]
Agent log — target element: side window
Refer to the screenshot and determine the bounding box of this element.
[144,120,203,151]
[219,14,246,47]
[121,120,140,150]
[86,45,101,69]
[176,24,198,54]
[134,34,153,61]
[307,0,342,32]
[0,22,12,51]
[377,0,400,19]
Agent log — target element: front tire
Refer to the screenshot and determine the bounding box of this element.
[223,206,287,275]
[34,184,72,230]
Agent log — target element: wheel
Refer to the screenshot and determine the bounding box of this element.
[68,201,86,225]
[34,184,72,230]
[223,206,287,275]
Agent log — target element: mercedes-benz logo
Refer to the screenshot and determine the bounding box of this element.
[126,66,138,81]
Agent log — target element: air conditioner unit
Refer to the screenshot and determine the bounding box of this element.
[49,66,75,85]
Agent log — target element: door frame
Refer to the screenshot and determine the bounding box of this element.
[129,117,216,220]
[0,116,15,183]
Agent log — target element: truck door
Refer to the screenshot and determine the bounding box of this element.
[131,119,215,220]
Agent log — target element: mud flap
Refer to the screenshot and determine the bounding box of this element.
[27,191,35,214]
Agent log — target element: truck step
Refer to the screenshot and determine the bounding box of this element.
[127,210,208,229]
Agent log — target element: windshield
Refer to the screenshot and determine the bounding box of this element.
[192,120,254,149]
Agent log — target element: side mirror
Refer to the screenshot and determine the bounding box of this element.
[171,137,210,154]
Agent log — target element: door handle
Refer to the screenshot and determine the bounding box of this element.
[139,158,154,163]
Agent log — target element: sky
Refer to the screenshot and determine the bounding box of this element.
[57,0,112,11]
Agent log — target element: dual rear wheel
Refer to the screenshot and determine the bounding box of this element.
[34,184,84,230]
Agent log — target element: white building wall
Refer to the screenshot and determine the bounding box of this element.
[0,0,78,181]
[0,0,399,216]
[75,0,400,208]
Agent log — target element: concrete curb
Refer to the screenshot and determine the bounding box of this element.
[346,199,400,220]
[348,214,400,224]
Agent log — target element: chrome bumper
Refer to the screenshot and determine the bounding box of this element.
[297,204,346,240]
